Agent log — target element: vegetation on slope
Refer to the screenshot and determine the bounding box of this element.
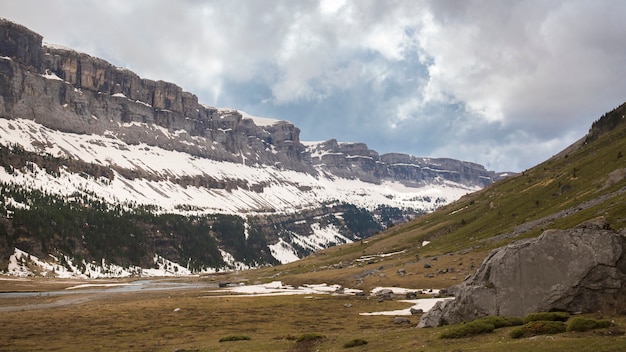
[261,102,626,291]
[0,179,384,273]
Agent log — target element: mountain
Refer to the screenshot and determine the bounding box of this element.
[252,100,626,313]
[0,19,505,276]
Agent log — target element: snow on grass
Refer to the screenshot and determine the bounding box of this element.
[354,250,407,263]
[65,283,131,290]
[359,287,452,315]
[206,280,364,297]
[370,287,441,296]
[359,297,453,315]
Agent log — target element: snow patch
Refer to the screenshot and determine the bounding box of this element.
[238,110,284,126]
[207,281,363,297]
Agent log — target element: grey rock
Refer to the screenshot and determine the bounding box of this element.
[418,218,626,327]
[393,317,411,325]
[376,288,394,302]
[410,308,424,315]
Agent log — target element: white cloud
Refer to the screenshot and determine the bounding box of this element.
[2,0,625,172]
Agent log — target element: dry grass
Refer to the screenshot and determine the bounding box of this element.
[1,278,625,352]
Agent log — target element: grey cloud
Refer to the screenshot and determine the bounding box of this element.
[1,0,625,172]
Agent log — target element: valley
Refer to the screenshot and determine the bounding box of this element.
[1,17,626,351]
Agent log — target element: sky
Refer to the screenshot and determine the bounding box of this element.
[2,0,626,172]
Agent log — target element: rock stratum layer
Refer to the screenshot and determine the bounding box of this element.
[0,18,504,187]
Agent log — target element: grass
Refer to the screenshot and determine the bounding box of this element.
[343,338,368,348]
[1,279,625,351]
[219,334,252,342]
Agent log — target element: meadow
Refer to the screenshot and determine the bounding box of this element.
[1,276,624,351]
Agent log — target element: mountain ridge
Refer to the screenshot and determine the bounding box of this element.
[0,18,506,275]
[259,99,626,294]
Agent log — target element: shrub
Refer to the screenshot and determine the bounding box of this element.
[296,332,325,342]
[343,338,368,348]
[566,317,614,332]
[218,334,251,342]
[439,320,495,339]
[510,321,566,339]
[523,311,570,323]
[475,316,524,328]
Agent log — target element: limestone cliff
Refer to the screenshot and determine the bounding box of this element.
[0,18,504,187]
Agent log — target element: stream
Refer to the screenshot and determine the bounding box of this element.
[0,279,217,312]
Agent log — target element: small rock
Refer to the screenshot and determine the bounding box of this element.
[393,317,411,325]
[173,307,181,312]
[344,303,352,308]
[410,308,424,315]
[423,263,431,269]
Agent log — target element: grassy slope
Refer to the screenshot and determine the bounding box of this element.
[248,103,626,293]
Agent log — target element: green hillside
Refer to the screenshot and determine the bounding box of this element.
[253,102,626,291]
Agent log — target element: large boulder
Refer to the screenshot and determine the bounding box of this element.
[418,217,626,327]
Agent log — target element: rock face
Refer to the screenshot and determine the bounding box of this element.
[0,19,505,187]
[418,218,626,327]
[306,140,502,187]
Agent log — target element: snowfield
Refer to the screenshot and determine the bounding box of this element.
[0,118,476,217]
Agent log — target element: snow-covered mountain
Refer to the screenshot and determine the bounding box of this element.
[0,19,506,276]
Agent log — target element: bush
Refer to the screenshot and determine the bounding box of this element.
[439,320,495,339]
[523,311,570,323]
[219,334,251,342]
[475,316,524,328]
[296,333,325,342]
[566,317,614,332]
[510,321,566,339]
[343,338,368,348]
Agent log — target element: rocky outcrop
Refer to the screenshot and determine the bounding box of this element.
[0,19,42,71]
[306,141,502,186]
[0,19,310,172]
[0,19,501,188]
[381,154,498,187]
[418,217,626,327]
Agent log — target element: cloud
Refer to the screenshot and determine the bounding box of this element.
[2,0,626,172]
